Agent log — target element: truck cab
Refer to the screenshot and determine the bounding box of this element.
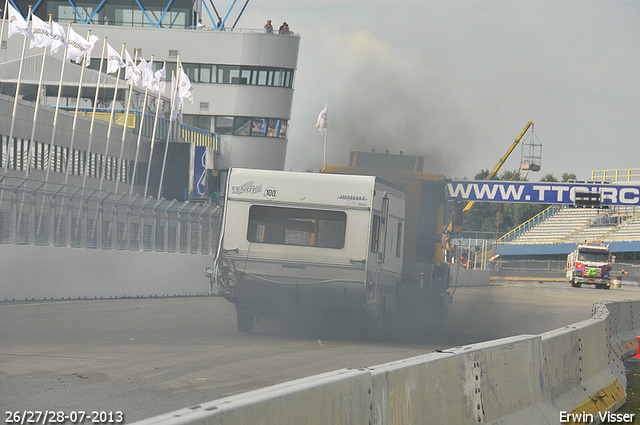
[566,242,612,290]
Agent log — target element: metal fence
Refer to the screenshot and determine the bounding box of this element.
[0,175,221,254]
[491,259,566,274]
[490,259,640,281]
[69,108,220,149]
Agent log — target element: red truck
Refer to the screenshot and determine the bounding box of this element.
[566,242,612,290]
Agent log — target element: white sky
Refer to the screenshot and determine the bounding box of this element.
[232,0,639,181]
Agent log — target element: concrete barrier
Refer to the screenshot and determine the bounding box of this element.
[369,335,557,424]
[0,245,212,300]
[131,300,640,425]
[130,369,372,425]
[450,266,491,287]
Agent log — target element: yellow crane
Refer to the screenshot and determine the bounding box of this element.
[447,121,535,241]
[462,121,534,214]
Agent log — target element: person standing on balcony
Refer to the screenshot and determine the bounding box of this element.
[264,20,273,33]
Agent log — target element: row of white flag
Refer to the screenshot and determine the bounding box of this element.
[6,3,194,107]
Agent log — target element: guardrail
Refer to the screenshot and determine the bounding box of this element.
[131,299,640,425]
[0,176,221,255]
[67,108,220,150]
[498,205,559,243]
[592,168,640,183]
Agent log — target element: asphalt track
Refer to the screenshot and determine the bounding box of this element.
[2,280,640,423]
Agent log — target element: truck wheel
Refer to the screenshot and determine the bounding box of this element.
[603,284,611,290]
[571,279,581,288]
[237,310,254,333]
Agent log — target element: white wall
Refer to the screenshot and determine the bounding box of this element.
[0,245,213,300]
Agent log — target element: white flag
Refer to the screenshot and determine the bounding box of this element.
[85,34,100,66]
[205,146,214,169]
[171,72,183,123]
[29,14,52,49]
[153,63,166,93]
[178,64,194,103]
[316,104,327,134]
[67,28,94,64]
[173,95,183,124]
[50,21,67,54]
[124,49,141,85]
[106,43,124,74]
[7,4,32,40]
[137,58,155,90]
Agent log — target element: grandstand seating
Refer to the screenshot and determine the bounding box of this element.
[509,206,640,244]
[512,207,599,244]
[608,214,640,241]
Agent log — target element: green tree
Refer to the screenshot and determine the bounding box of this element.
[461,170,556,238]
[540,173,558,182]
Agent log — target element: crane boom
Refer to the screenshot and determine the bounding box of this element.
[445,121,535,253]
[462,121,533,213]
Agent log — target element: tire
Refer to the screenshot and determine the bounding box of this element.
[571,278,581,288]
[237,310,254,333]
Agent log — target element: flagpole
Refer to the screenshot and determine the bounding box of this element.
[5,5,31,174]
[26,15,54,177]
[45,22,71,183]
[0,0,8,51]
[114,48,138,194]
[320,102,327,168]
[323,127,327,168]
[64,29,92,184]
[99,42,125,190]
[129,54,153,196]
[81,36,107,188]
[144,60,165,198]
[158,56,180,199]
[129,86,149,196]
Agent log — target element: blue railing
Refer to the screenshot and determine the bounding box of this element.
[498,205,560,243]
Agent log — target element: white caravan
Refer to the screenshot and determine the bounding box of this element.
[211,168,406,332]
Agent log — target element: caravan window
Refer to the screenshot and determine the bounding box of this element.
[371,214,380,253]
[396,222,403,258]
[247,205,346,249]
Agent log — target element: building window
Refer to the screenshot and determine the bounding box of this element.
[207,116,288,138]
[233,117,251,136]
[215,116,233,134]
[45,0,189,28]
[180,63,295,88]
[251,119,266,137]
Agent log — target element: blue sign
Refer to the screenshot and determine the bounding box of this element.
[446,181,640,206]
[193,146,208,198]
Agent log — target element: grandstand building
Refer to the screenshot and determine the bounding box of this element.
[0,0,299,199]
[0,1,300,300]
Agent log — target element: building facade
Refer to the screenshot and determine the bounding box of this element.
[2,0,300,197]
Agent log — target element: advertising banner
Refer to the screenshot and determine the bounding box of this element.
[446,181,640,206]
